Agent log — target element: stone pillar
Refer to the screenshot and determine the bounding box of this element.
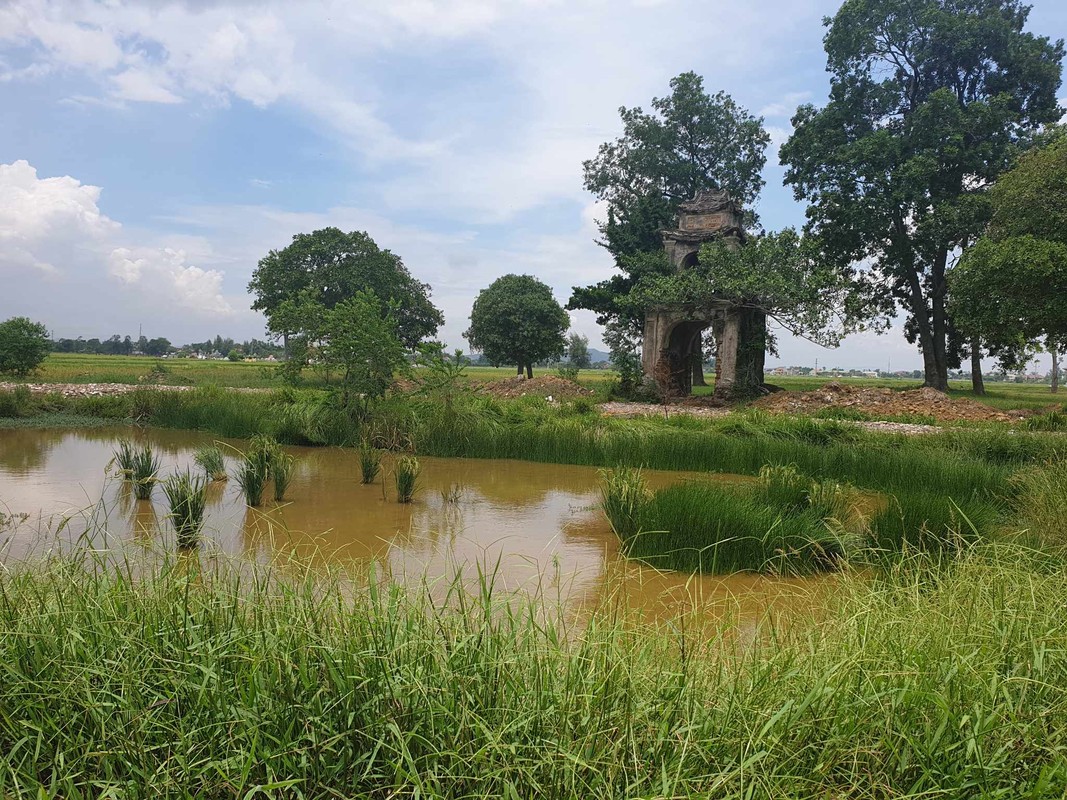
[712,307,766,402]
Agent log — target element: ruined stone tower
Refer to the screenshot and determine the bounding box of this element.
[641,189,766,400]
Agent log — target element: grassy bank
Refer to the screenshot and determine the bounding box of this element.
[1,545,1067,797]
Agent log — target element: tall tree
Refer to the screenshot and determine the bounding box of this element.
[950,126,1067,393]
[466,275,569,379]
[568,72,770,378]
[567,333,592,370]
[249,228,443,350]
[781,0,1063,390]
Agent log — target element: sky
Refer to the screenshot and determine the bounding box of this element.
[1,0,1066,371]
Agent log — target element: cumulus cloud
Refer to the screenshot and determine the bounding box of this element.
[0,161,236,335]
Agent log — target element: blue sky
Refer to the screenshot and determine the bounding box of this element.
[2,0,1065,370]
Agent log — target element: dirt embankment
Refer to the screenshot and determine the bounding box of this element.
[752,382,1026,422]
[476,375,595,400]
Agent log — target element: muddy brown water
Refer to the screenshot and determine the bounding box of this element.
[0,427,827,622]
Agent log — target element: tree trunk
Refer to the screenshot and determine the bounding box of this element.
[525,363,533,379]
[927,248,950,391]
[517,364,523,376]
[970,341,985,396]
[1052,344,1060,394]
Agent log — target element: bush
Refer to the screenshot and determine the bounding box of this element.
[0,317,50,376]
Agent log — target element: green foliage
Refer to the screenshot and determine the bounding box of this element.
[0,317,50,377]
[781,0,1065,389]
[193,445,227,481]
[160,470,208,547]
[226,349,241,362]
[465,274,569,376]
[321,291,407,415]
[394,456,420,503]
[570,72,770,334]
[757,463,809,510]
[249,227,442,350]
[951,135,1067,351]
[566,333,591,369]
[358,442,382,484]
[115,443,160,501]
[0,386,34,418]
[234,436,277,507]
[271,452,296,502]
[598,468,651,538]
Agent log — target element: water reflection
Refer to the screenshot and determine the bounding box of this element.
[0,426,821,620]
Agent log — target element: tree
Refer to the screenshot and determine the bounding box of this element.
[567,333,591,369]
[144,337,172,357]
[319,291,407,416]
[950,130,1067,392]
[781,0,1064,391]
[466,275,569,379]
[568,72,770,385]
[249,228,443,350]
[0,317,50,376]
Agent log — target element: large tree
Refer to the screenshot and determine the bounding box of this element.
[781,0,1063,390]
[568,72,770,383]
[249,228,443,350]
[950,131,1067,392]
[466,275,569,379]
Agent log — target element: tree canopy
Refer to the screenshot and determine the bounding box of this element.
[0,317,50,377]
[627,230,887,349]
[568,72,770,335]
[249,228,443,349]
[950,131,1067,380]
[781,0,1064,390]
[465,275,569,378]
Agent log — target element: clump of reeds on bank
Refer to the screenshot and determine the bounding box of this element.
[2,545,1067,797]
[359,441,382,484]
[193,445,227,481]
[599,467,650,538]
[113,441,160,500]
[395,456,420,503]
[161,470,207,548]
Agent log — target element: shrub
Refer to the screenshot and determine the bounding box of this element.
[0,317,50,376]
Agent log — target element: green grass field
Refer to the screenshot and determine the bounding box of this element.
[13,354,1064,410]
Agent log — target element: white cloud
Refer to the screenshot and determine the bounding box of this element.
[0,161,237,335]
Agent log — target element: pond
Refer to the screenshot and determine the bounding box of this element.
[0,427,825,619]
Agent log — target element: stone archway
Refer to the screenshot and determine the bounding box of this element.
[641,189,767,403]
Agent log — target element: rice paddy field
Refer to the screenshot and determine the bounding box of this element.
[4,376,1067,796]
[10,354,1064,410]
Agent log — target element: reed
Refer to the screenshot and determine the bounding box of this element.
[394,456,420,503]
[599,468,651,538]
[271,452,296,502]
[160,470,207,547]
[359,441,382,484]
[193,445,227,481]
[233,453,270,507]
[119,444,160,500]
[4,545,1066,797]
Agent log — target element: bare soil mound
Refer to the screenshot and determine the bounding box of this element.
[752,381,1018,422]
[478,375,594,400]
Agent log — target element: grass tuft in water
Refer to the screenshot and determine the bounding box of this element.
[271,452,296,502]
[160,470,207,548]
[395,456,420,503]
[599,468,651,538]
[115,442,160,500]
[193,445,227,481]
[359,441,382,484]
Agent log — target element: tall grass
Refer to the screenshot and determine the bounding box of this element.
[599,468,650,538]
[160,470,207,547]
[359,441,382,484]
[395,456,420,503]
[193,445,227,481]
[271,452,296,502]
[115,443,160,500]
[234,453,269,507]
[3,546,1067,796]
